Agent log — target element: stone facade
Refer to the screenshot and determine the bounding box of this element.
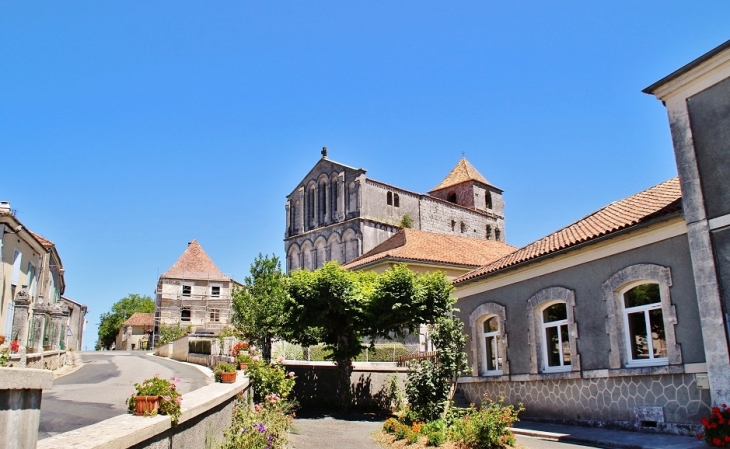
[285,150,505,272]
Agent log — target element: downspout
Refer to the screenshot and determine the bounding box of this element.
[0,224,6,338]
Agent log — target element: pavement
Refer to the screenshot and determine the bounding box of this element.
[510,420,706,449]
[53,349,85,378]
[290,410,383,449]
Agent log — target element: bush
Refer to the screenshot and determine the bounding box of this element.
[219,397,295,449]
[452,395,524,449]
[159,324,185,345]
[426,430,445,446]
[698,404,730,447]
[383,417,400,434]
[405,360,450,422]
[246,358,296,402]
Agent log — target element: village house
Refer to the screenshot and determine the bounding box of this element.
[155,240,239,340]
[115,312,154,351]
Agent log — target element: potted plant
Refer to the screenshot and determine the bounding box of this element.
[230,341,249,359]
[126,375,183,424]
[237,353,253,371]
[215,362,238,383]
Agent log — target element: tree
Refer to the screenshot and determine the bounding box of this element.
[284,262,453,411]
[96,294,155,350]
[232,254,289,362]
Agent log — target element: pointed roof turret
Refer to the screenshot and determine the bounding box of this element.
[160,239,230,281]
[429,157,492,192]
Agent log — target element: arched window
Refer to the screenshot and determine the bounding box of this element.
[394,193,400,207]
[486,191,493,209]
[319,181,327,221]
[447,192,457,203]
[387,191,393,206]
[495,227,501,241]
[469,303,509,376]
[486,225,493,240]
[623,283,667,363]
[541,303,571,370]
[482,317,501,373]
[331,179,338,219]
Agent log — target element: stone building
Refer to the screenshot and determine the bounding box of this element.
[116,312,153,351]
[60,296,87,351]
[452,40,730,434]
[285,149,506,272]
[155,240,238,338]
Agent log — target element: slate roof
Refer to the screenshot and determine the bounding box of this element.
[344,228,517,270]
[160,239,230,281]
[430,157,492,192]
[123,312,154,327]
[454,178,683,285]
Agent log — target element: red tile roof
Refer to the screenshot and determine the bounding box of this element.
[122,312,154,327]
[30,232,54,249]
[344,228,517,270]
[430,157,492,192]
[454,178,683,285]
[161,239,230,281]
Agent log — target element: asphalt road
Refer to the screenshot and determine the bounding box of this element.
[38,351,211,440]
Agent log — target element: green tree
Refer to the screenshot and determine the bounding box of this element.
[96,294,155,350]
[285,262,453,411]
[232,254,289,362]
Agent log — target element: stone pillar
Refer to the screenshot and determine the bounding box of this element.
[313,184,319,228]
[10,290,30,366]
[298,187,305,233]
[50,303,67,350]
[338,173,345,221]
[30,302,49,354]
[285,201,291,237]
[0,368,53,449]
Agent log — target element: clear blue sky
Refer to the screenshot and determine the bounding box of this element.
[1,2,728,350]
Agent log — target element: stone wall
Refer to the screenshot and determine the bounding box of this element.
[419,195,504,242]
[0,367,54,449]
[458,372,709,435]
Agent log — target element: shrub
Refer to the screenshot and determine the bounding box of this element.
[220,397,296,449]
[126,375,183,424]
[453,395,523,449]
[405,360,450,422]
[0,348,10,367]
[246,358,296,402]
[383,417,400,434]
[698,404,730,447]
[394,423,409,440]
[426,430,445,446]
[159,324,185,345]
[406,427,420,444]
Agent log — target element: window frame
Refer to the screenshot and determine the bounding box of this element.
[540,302,571,373]
[469,302,509,377]
[526,287,580,375]
[620,281,669,368]
[210,284,222,298]
[181,283,193,298]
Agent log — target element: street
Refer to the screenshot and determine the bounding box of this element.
[38,351,211,440]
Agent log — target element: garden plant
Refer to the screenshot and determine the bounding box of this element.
[126,375,183,424]
[698,403,730,447]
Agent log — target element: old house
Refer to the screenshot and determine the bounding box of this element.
[116,312,154,351]
[155,240,237,338]
[285,149,506,272]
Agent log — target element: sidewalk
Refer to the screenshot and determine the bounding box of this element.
[510,420,705,449]
[54,350,84,378]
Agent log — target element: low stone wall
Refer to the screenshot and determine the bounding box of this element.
[0,367,54,449]
[154,342,172,358]
[37,375,251,449]
[171,335,190,362]
[285,361,408,410]
[16,349,66,370]
[457,372,709,435]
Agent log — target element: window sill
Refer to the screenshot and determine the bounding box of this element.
[542,366,572,374]
[626,358,668,369]
[480,370,504,377]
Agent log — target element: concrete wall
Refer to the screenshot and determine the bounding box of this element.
[37,376,251,449]
[285,361,408,410]
[0,367,54,449]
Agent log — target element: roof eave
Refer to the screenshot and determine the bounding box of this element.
[643,39,730,94]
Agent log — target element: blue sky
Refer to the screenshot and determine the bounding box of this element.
[1,2,728,350]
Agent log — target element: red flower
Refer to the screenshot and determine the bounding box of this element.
[702,418,710,427]
[698,433,704,440]
[723,404,728,409]
[712,437,721,446]
[9,340,19,352]
[725,435,730,442]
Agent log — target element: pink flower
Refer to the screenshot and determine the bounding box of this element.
[252,355,260,362]
[175,397,182,404]
[171,377,181,383]
[163,396,171,401]
[154,374,160,378]
[277,356,285,363]
[288,372,295,377]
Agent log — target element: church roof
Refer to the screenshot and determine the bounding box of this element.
[454,178,683,285]
[429,157,492,192]
[160,240,230,281]
[343,228,517,270]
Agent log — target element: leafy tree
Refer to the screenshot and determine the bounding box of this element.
[232,254,289,362]
[96,294,155,350]
[285,262,453,411]
[158,323,186,345]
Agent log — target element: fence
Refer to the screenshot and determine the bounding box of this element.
[273,333,422,363]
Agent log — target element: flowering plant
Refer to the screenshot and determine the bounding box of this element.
[231,341,249,358]
[219,397,296,449]
[9,340,19,353]
[246,357,296,402]
[126,375,183,424]
[699,404,730,447]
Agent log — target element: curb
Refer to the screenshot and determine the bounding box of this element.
[54,352,85,379]
[509,427,643,449]
[145,352,214,378]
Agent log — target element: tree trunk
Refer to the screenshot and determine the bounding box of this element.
[263,334,272,363]
[335,336,353,412]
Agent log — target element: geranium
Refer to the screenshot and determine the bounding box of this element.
[699,403,730,447]
[9,340,19,353]
[231,342,249,358]
[126,376,183,424]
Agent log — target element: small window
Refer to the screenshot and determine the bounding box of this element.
[394,193,400,207]
[460,222,466,233]
[486,225,493,240]
[387,191,393,206]
[182,285,192,297]
[209,309,220,322]
[495,228,501,241]
[447,192,457,203]
[623,284,666,362]
[11,250,21,286]
[482,317,501,373]
[451,220,456,231]
[486,191,493,209]
[211,286,221,298]
[542,303,571,370]
[181,307,191,322]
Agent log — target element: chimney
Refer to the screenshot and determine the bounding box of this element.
[0,201,10,212]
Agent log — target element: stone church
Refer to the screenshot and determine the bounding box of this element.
[284,148,505,272]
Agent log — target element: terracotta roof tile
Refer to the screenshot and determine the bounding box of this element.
[454,178,682,285]
[343,229,517,270]
[430,157,492,192]
[123,312,154,327]
[30,232,54,249]
[161,239,230,281]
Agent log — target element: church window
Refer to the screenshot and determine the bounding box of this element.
[451,220,456,231]
[461,222,466,233]
[495,227,501,241]
[486,191,493,209]
[331,181,338,218]
[387,191,393,206]
[447,192,457,203]
[486,225,493,240]
[394,193,400,207]
[320,182,327,220]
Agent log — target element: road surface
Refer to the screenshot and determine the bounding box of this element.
[38,351,211,440]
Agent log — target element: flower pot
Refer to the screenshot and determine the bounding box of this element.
[239,363,248,371]
[220,372,237,383]
[135,396,160,416]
